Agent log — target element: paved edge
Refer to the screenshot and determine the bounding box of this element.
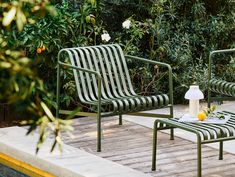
[0,126,151,177]
[0,152,56,177]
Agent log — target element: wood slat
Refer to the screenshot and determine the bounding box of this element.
[63,117,235,177]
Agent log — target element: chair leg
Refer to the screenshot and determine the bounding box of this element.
[219,141,223,160]
[170,128,174,140]
[97,114,101,152]
[119,114,122,125]
[197,135,202,177]
[207,89,211,108]
[152,121,158,171]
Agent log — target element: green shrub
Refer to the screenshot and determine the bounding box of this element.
[100,0,235,103]
[6,0,234,109]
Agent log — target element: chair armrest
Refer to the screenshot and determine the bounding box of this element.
[58,61,101,79]
[208,48,235,80]
[125,55,172,71]
[125,55,173,106]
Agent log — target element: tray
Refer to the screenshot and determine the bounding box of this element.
[179,114,231,124]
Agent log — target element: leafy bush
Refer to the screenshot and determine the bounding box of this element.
[100,0,235,102]
[0,0,74,152]
[4,0,107,106]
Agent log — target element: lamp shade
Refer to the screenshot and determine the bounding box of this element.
[184,85,204,100]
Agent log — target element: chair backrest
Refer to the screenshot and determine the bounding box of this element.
[59,44,137,102]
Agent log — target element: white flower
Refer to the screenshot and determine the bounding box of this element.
[101,33,111,42]
[122,19,131,29]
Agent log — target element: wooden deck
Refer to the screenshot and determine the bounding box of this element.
[63,117,235,177]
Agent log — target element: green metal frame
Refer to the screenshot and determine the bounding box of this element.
[125,55,174,118]
[152,111,235,177]
[56,44,173,152]
[208,48,235,107]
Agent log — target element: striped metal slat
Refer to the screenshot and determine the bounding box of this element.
[159,111,235,141]
[209,79,235,97]
[60,44,170,114]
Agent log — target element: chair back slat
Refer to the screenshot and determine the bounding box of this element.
[71,49,93,102]
[102,45,124,97]
[97,46,120,98]
[62,50,87,103]
[92,46,114,99]
[61,44,136,102]
[98,45,131,108]
[76,48,97,101]
[109,45,129,96]
[81,48,99,98]
[113,44,136,95]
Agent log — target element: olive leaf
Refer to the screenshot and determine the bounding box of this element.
[2,6,16,26]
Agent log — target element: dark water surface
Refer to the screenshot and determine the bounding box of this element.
[0,164,29,177]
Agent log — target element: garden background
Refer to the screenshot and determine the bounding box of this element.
[0,0,234,151]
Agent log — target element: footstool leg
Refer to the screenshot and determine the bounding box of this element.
[119,114,123,125]
[152,121,158,171]
[170,128,174,140]
[197,135,202,177]
[219,141,223,160]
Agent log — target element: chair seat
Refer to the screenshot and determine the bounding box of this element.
[83,94,169,114]
[209,79,235,97]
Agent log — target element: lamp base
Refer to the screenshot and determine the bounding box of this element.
[189,100,199,117]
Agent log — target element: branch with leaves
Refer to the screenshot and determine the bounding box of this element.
[0,0,73,153]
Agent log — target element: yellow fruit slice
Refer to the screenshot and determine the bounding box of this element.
[198,112,206,121]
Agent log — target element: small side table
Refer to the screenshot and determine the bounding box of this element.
[152,111,235,177]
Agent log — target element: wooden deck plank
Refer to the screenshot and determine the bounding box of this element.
[63,117,235,177]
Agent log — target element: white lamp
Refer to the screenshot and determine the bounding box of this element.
[185,85,204,117]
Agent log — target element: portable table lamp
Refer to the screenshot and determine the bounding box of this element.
[185,85,204,117]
